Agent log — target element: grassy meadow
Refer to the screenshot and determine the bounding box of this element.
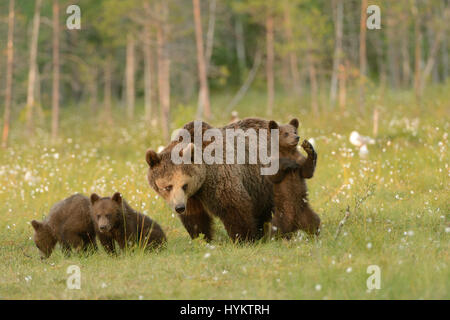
[0,86,449,299]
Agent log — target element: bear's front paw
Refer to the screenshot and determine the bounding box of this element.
[301,140,315,155]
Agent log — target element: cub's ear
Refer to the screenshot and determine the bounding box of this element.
[146,149,160,168]
[181,143,195,162]
[268,120,279,130]
[90,193,100,205]
[112,192,122,205]
[289,118,299,129]
[31,220,42,231]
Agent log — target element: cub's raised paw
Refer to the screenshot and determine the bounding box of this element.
[301,139,316,156]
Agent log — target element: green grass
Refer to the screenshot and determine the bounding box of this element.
[0,85,449,299]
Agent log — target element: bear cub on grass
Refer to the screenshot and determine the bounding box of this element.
[90,192,166,253]
[268,118,321,237]
[31,193,97,259]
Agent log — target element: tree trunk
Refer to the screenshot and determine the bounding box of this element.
[427,25,440,84]
[234,17,246,80]
[25,0,42,135]
[401,22,411,87]
[387,16,401,88]
[442,30,448,81]
[104,55,113,125]
[193,0,211,120]
[338,61,347,113]
[157,2,170,142]
[204,0,216,72]
[306,35,318,116]
[413,7,422,101]
[51,0,60,141]
[2,0,14,148]
[126,34,136,120]
[266,12,275,116]
[283,3,301,98]
[419,13,447,95]
[374,32,387,90]
[359,0,368,114]
[143,3,153,125]
[330,0,343,108]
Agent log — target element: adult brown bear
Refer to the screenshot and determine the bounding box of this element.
[145,118,276,242]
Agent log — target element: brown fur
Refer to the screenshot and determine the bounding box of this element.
[267,119,320,237]
[90,192,166,253]
[146,119,275,242]
[31,194,97,258]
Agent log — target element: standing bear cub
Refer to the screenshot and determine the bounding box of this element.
[31,193,97,259]
[90,192,166,253]
[267,119,321,237]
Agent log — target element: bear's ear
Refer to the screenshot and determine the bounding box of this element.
[112,192,122,205]
[31,220,42,231]
[146,149,160,168]
[181,143,195,162]
[90,193,100,205]
[268,120,279,130]
[289,118,299,129]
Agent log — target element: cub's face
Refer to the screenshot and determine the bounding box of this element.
[90,193,122,233]
[146,143,206,215]
[31,220,56,259]
[269,118,300,149]
[279,124,300,148]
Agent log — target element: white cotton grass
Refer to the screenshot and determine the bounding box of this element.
[349,131,375,158]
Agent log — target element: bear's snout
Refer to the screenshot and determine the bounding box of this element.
[99,225,108,232]
[175,204,186,214]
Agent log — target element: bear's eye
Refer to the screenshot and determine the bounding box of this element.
[164,185,173,192]
[284,132,288,137]
[182,184,188,191]
[97,214,101,219]
[106,214,112,219]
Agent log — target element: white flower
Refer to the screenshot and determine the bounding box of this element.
[346,267,352,273]
[315,284,322,291]
[367,242,372,249]
[203,252,211,259]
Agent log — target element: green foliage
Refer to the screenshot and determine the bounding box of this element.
[0,85,448,299]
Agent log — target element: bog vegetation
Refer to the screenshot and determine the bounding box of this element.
[0,0,448,299]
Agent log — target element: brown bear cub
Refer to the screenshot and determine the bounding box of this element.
[90,192,166,253]
[31,193,97,259]
[268,119,321,237]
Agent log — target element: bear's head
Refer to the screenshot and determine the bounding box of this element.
[90,192,123,233]
[146,142,205,215]
[268,118,300,149]
[31,220,57,259]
